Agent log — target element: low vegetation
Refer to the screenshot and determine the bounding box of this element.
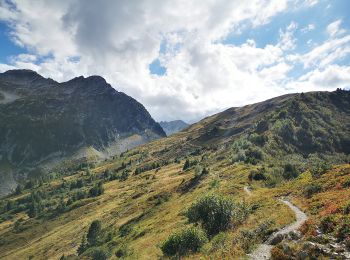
[0,90,349,259]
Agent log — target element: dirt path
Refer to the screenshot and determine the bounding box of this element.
[243,187,308,259]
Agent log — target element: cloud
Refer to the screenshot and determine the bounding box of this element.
[278,21,298,50]
[287,65,350,91]
[301,23,315,33]
[0,0,348,122]
[326,20,346,38]
[289,35,350,69]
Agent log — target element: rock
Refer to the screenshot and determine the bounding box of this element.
[288,230,301,240]
[297,250,308,260]
[270,234,285,245]
[302,241,315,249]
[281,243,292,256]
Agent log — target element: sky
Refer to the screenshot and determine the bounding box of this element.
[0,0,349,122]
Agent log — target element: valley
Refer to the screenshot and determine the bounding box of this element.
[0,86,349,259]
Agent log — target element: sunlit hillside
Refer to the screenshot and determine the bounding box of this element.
[0,90,349,259]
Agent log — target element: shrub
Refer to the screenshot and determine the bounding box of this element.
[231,150,246,163]
[15,184,23,195]
[87,220,102,246]
[232,138,251,152]
[119,170,129,181]
[91,249,107,260]
[282,163,299,180]
[209,178,220,189]
[89,182,104,197]
[194,166,209,177]
[256,120,269,133]
[265,167,284,188]
[244,147,263,165]
[186,194,236,236]
[303,184,322,198]
[210,232,228,252]
[249,133,267,146]
[344,203,350,214]
[271,246,289,260]
[161,227,207,257]
[115,244,131,258]
[183,159,190,171]
[77,236,88,255]
[248,168,266,181]
[343,179,350,188]
[336,218,350,242]
[273,119,295,142]
[309,159,331,178]
[319,216,336,233]
[239,220,274,252]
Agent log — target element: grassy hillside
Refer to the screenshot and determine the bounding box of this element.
[0,90,349,259]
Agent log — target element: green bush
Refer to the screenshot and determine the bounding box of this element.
[89,182,104,197]
[273,119,295,142]
[343,203,350,214]
[336,218,350,242]
[115,243,131,258]
[256,120,269,133]
[244,147,263,165]
[186,194,236,236]
[309,159,331,178]
[282,163,299,180]
[232,138,251,152]
[319,216,336,233]
[265,167,284,188]
[161,227,207,257]
[91,249,107,260]
[303,183,322,198]
[231,150,246,163]
[249,133,267,146]
[248,168,266,181]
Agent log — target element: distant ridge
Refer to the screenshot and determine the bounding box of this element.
[159,120,189,135]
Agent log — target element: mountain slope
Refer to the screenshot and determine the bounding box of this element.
[0,70,165,195]
[159,120,189,135]
[0,90,349,259]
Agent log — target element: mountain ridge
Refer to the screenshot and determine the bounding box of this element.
[0,69,165,195]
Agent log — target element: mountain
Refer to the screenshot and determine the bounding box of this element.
[0,69,165,195]
[159,120,189,135]
[0,90,349,259]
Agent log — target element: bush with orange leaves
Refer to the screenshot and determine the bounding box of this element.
[299,219,317,238]
[271,246,289,260]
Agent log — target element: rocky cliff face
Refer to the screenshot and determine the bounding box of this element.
[0,69,165,195]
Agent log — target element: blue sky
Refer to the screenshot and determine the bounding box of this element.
[0,0,349,121]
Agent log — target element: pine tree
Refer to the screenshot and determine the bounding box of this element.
[77,235,88,255]
[87,220,102,246]
[15,184,23,195]
[183,159,190,171]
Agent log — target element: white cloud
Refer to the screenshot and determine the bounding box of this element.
[301,23,315,33]
[278,21,298,50]
[289,35,350,69]
[287,65,350,91]
[0,0,348,121]
[326,20,346,38]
